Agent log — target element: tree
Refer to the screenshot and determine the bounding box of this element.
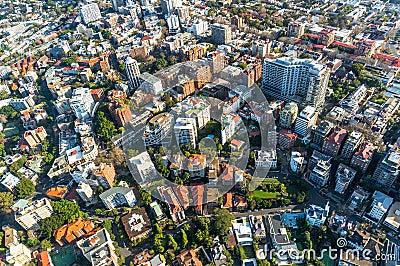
[213,208,234,236]
[181,229,188,248]
[154,223,163,235]
[51,200,86,223]
[0,105,18,119]
[0,192,14,210]
[237,246,246,261]
[257,260,271,266]
[40,239,53,251]
[351,63,365,76]
[26,238,40,247]
[155,57,168,70]
[15,178,35,199]
[10,157,27,174]
[140,190,152,205]
[40,200,86,238]
[93,111,117,140]
[168,235,178,251]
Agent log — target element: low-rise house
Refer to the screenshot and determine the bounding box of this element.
[6,243,31,266]
[211,243,227,266]
[46,186,68,200]
[249,215,266,240]
[2,226,18,249]
[121,208,152,242]
[158,186,185,222]
[173,185,189,210]
[173,249,203,266]
[35,251,54,266]
[222,192,233,211]
[0,172,21,193]
[232,217,253,246]
[23,126,47,148]
[76,228,119,266]
[53,218,95,246]
[234,194,247,212]
[94,163,115,189]
[255,149,277,169]
[76,182,94,203]
[99,187,137,210]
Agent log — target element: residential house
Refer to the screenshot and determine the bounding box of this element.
[121,208,152,242]
[99,187,137,210]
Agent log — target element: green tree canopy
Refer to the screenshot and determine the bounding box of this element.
[15,178,35,199]
[181,229,188,248]
[40,200,86,238]
[213,208,234,236]
[40,239,53,251]
[0,192,14,210]
[93,110,117,140]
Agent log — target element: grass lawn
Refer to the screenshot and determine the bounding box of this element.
[254,190,280,199]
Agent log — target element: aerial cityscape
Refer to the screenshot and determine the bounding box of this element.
[0,0,399,265]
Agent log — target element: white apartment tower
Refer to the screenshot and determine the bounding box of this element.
[174,117,198,148]
[294,106,318,138]
[125,57,141,88]
[262,57,330,109]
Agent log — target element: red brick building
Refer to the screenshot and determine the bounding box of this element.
[350,142,375,173]
[322,126,348,157]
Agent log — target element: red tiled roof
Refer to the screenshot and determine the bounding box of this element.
[325,126,348,145]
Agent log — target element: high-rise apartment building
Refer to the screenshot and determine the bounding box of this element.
[279,102,298,129]
[124,56,140,88]
[262,57,330,109]
[350,142,375,173]
[287,21,305,38]
[174,117,198,148]
[143,112,173,146]
[372,147,400,190]
[211,23,232,45]
[294,106,318,138]
[312,121,333,150]
[341,131,364,160]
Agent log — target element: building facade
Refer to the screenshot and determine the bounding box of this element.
[262,57,330,109]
